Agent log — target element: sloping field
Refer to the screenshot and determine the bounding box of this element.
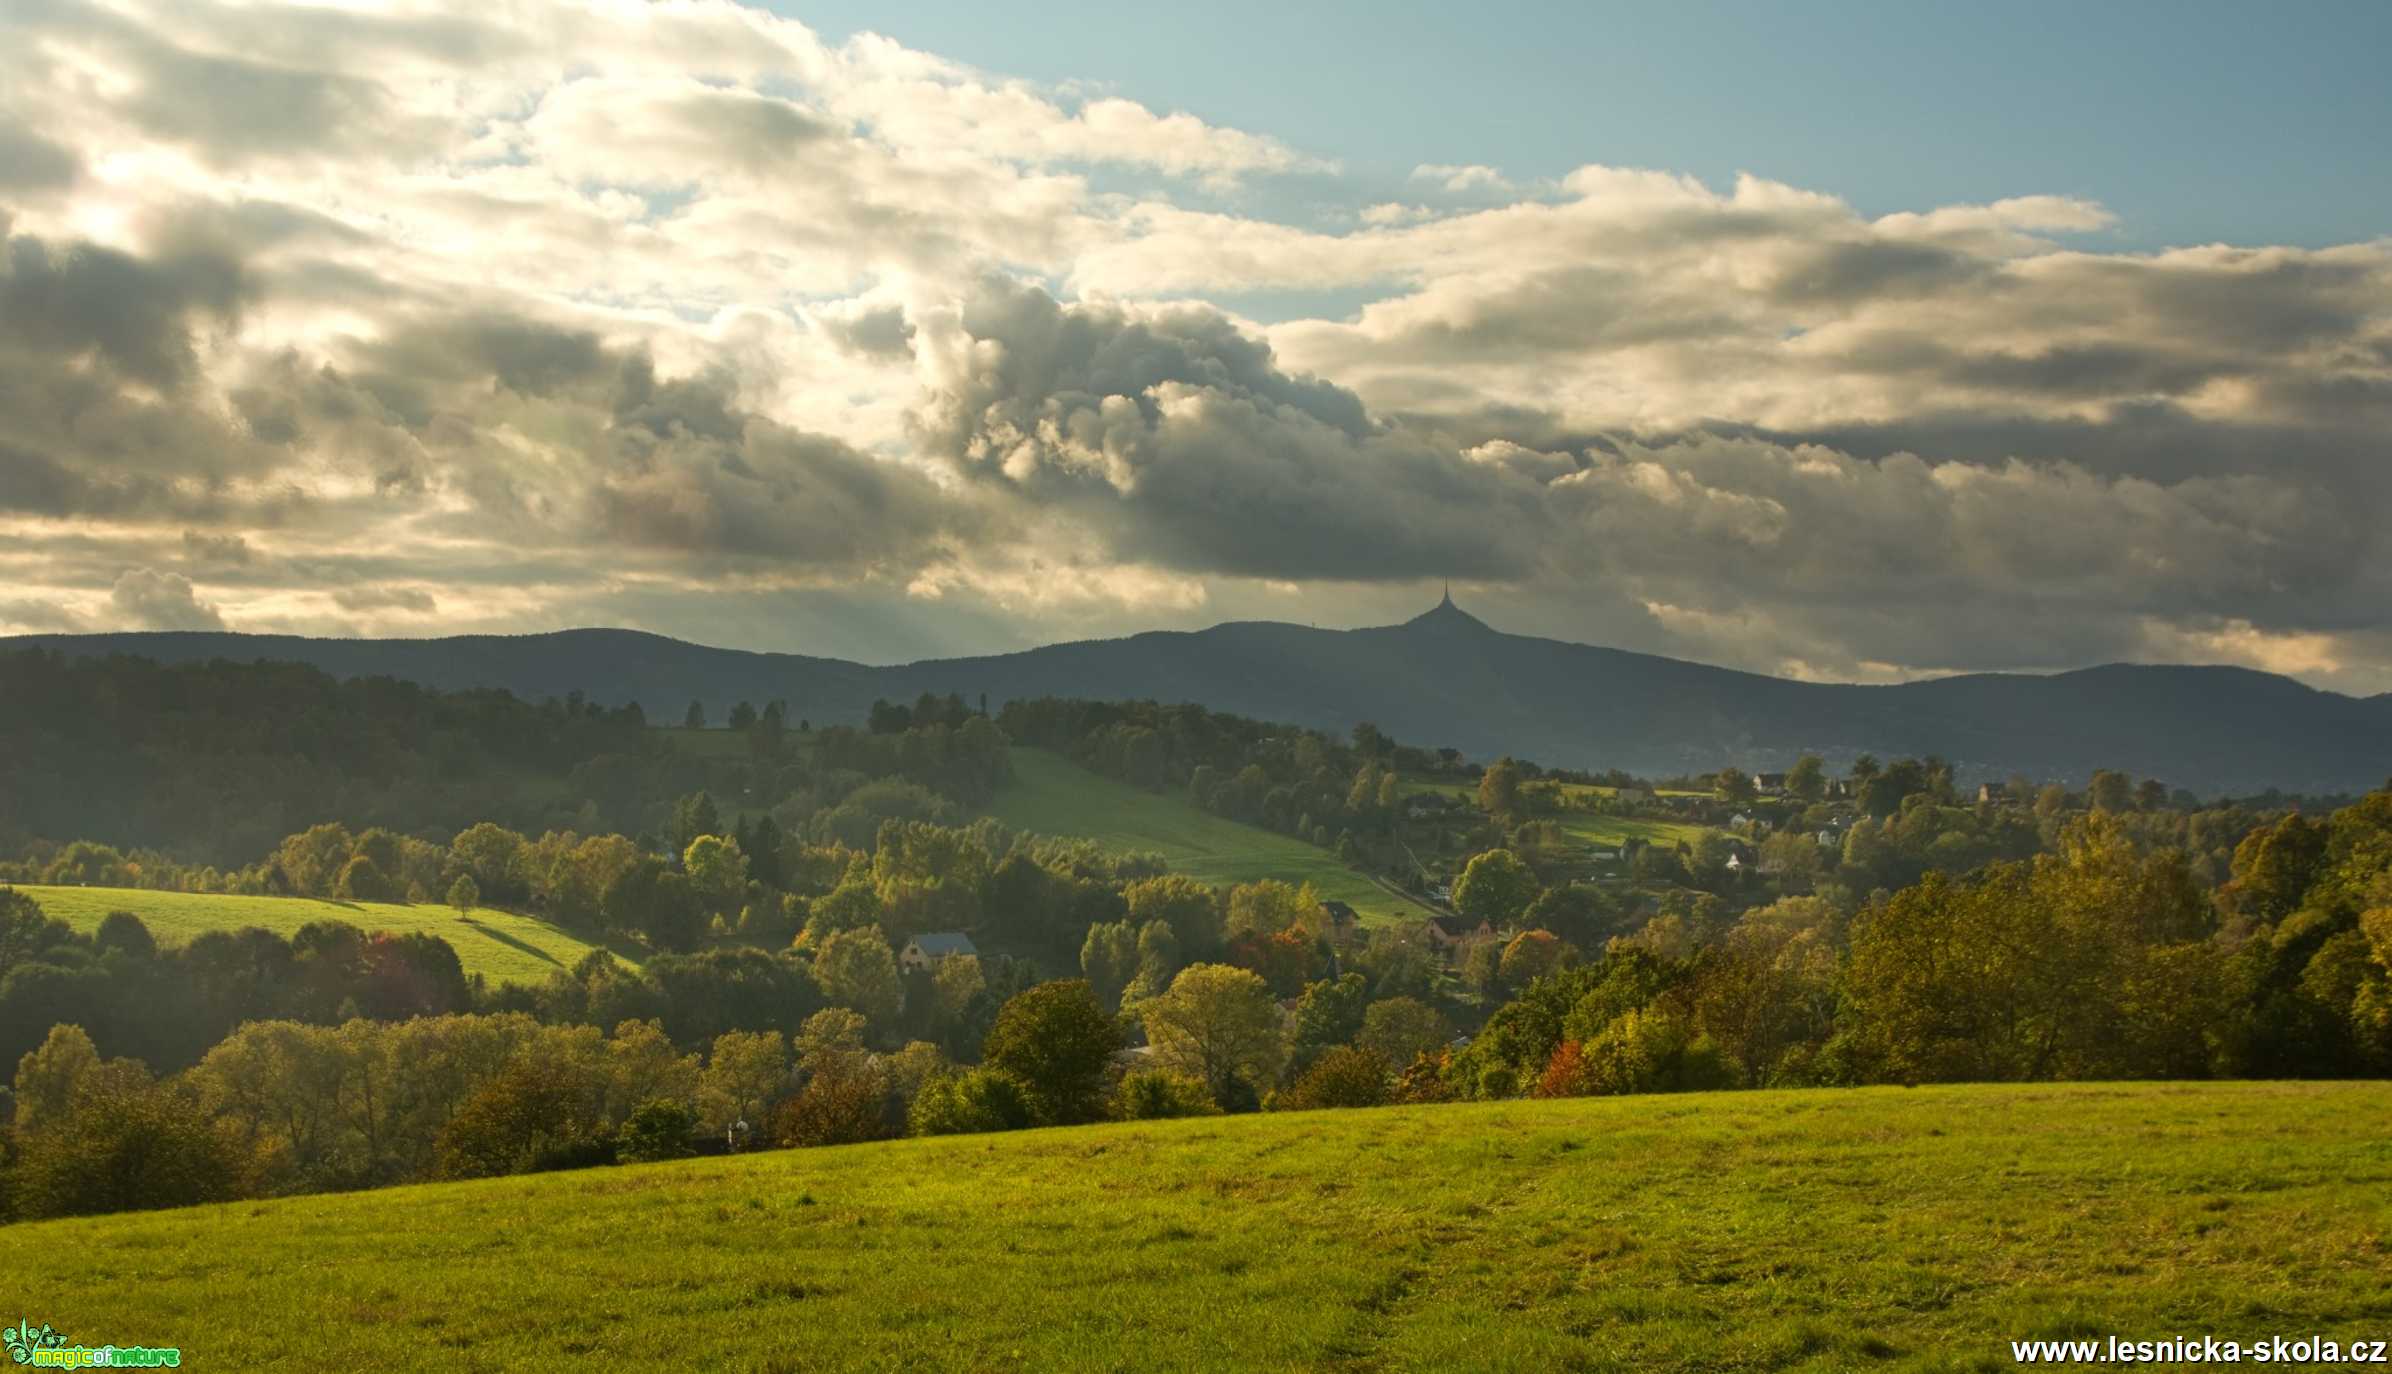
[989,748,1429,925]
[7,1082,2387,1371]
[1397,779,1712,850]
[15,885,625,987]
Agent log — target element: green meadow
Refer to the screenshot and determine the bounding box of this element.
[1544,809,1714,853]
[1397,779,1713,851]
[14,886,625,987]
[990,748,1433,926]
[8,1082,2387,1372]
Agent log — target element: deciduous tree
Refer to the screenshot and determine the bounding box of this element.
[812,929,902,1029]
[981,980,1119,1125]
[1453,848,1537,930]
[1142,964,1282,1107]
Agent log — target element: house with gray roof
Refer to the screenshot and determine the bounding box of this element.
[900,931,978,974]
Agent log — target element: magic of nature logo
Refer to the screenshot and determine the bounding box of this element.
[4,1318,180,1368]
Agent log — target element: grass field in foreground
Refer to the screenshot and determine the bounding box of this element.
[989,748,1428,926]
[9,1082,2389,1372]
[15,885,627,987]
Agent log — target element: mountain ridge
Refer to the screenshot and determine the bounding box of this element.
[8,608,2388,794]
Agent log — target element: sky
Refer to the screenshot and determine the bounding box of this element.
[787,1,2392,254]
[2,0,2390,692]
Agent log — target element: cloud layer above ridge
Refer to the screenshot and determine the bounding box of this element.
[4,0,2390,691]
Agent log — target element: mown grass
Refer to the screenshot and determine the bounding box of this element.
[10,1082,2389,1371]
[16,885,627,987]
[988,749,1429,925]
[1396,779,1713,851]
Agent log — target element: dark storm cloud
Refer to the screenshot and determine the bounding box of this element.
[596,371,987,566]
[1764,238,1988,305]
[917,280,1540,580]
[0,220,309,535]
[1382,381,2392,669]
[180,530,255,566]
[0,126,80,190]
[0,231,247,387]
[821,305,918,360]
[0,445,106,518]
[372,314,615,399]
[244,306,1000,572]
[0,441,271,524]
[904,273,2392,670]
[2036,250,2373,352]
[943,279,1371,437]
[0,205,995,607]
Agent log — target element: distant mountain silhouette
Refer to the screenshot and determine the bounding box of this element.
[12,600,2390,795]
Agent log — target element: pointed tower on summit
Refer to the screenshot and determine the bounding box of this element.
[1403,581,1491,633]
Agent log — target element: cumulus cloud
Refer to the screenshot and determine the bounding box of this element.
[915,281,1551,581]
[109,568,227,630]
[0,0,2388,692]
[1412,163,1513,194]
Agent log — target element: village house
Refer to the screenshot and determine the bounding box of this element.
[1751,772,1788,796]
[1317,899,1361,941]
[899,931,977,974]
[1401,792,1460,819]
[1421,914,1494,953]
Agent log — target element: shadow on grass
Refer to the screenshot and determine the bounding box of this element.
[453,912,653,973]
[452,915,566,970]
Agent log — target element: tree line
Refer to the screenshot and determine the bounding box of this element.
[7,784,2389,1225]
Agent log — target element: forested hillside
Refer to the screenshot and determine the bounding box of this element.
[0,649,654,862]
[17,595,2392,792]
[7,643,2392,1235]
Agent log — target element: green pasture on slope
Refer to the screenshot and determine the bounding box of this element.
[988,749,1431,926]
[14,885,627,987]
[8,1082,2387,1371]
